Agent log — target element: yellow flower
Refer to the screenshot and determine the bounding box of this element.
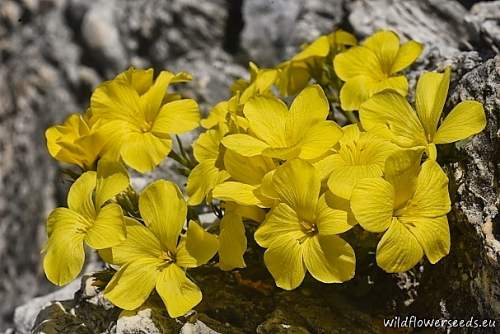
[102,180,218,318]
[222,85,343,160]
[231,62,278,104]
[255,159,355,290]
[334,30,423,110]
[325,124,398,199]
[199,95,242,131]
[45,112,103,169]
[90,67,200,173]
[43,160,129,286]
[276,30,357,96]
[186,127,230,206]
[350,157,451,273]
[359,67,486,160]
[212,149,277,208]
[208,148,275,270]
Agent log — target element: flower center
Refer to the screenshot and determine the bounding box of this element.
[158,250,176,265]
[140,120,153,133]
[298,220,318,243]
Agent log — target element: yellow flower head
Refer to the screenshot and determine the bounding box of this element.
[255,159,355,290]
[325,124,398,199]
[222,85,343,161]
[45,112,103,170]
[199,95,243,131]
[90,67,200,173]
[43,160,129,286]
[186,127,230,206]
[276,29,357,96]
[334,30,423,110]
[102,180,218,318]
[360,67,486,160]
[231,62,278,104]
[350,154,451,273]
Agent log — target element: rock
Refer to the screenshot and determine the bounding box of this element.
[241,0,345,66]
[348,0,478,57]
[12,280,81,334]
[0,1,83,329]
[466,1,500,52]
[81,0,128,73]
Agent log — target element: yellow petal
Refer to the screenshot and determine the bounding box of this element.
[99,217,161,266]
[315,195,353,235]
[400,215,450,264]
[272,159,320,222]
[360,90,427,147]
[91,80,142,123]
[218,211,247,270]
[140,71,175,122]
[223,149,275,185]
[264,236,305,290]
[243,95,288,147]
[398,160,450,217]
[276,61,311,96]
[376,218,423,273]
[286,85,329,141]
[186,160,230,206]
[298,121,343,160]
[104,258,161,310]
[116,67,153,95]
[184,221,219,266]
[156,264,202,318]
[328,132,397,199]
[139,180,187,252]
[95,159,129,208]
[85,203,126,249]
[384,147,424,209]
[254,203,303,248]
[221,134,269,157]
[312,153,337,181]
[324,191,358,228]
[329,29,357,47]
[43,208,87,286]
[391,41,423,73]
[375,75,408,96]
[433,101,486,144]
[302,235,355,283]
[224,202,266,222]
[212,182,264,207]
[67,171,97,219]
[339,75,379,111]
[200,99,230,129]
[415,67,451,137]
[120,132,172,173]
[152,99,200,135]
[193,129,224,162]
[362,31,400,74]
[350,178,394,232]
[328,160,383,200]
[334,46,384,81]
[292,35,330,61]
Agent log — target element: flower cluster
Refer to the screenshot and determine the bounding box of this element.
[43,29,486,317]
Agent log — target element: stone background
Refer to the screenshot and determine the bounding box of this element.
[0,0,498,333]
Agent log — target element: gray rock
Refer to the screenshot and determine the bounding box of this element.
[12,280,81,334]
[466,1,500,52]
[81,0,128,73]
[348,0,478,57]
[241,0,345,66]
